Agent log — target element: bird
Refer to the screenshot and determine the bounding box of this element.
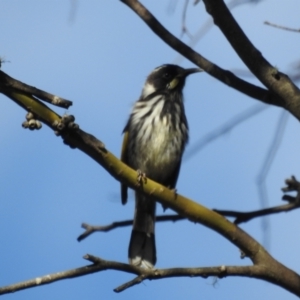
[121,64,200,268]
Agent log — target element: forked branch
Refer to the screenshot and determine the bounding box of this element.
[0,254,267,295]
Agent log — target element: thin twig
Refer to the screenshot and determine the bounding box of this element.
[0,70,72,108]
[215,201,300,225]
[175,0,260,65]
[180,0,193,39]
[264,21,300,33]
[77,176,300,234]
[216,176,300,224]
[79,194,300,235]
[78,214,185,241]
[256,110,289,246]
[184,104,268,161]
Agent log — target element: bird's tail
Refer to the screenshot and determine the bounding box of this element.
[128,193,156,269]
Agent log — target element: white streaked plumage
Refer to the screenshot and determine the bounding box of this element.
[142,82,156,98]
[122,64,197,270]
[131,95,162,126]
[129,96,186,175]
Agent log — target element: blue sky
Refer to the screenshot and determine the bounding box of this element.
[0,0,300,299]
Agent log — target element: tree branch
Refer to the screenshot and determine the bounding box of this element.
[184,103,268,161]
[79,182,300,238]
[0,70,72,108]
[216,176,300,224]
[0,254,268,295]
[201,0,300,120]
[264,21,300,33]
[78,214,185,241]
[121,0,300,121]
[78,199,299,240]
[120,0,283,108]
[1,71,300,296]
[79,201,299,241]
[215,201,300,225]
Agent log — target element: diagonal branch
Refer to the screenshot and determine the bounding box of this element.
[201,0,300,120]
[184,103,268,161]
[121,0,300,121]
[79,194,300,238]
[0,70,72,108]
[78,190,300,239]
[120,0,282,108]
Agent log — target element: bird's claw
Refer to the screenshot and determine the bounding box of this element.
[136,169,147,186]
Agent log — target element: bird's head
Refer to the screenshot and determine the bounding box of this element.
[142,64,201,98]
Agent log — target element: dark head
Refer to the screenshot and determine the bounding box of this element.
[142,64,201,97]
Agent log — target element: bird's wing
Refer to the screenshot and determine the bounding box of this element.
[166,159,182,189]
[161,159,182,211]
[121,130,129,205]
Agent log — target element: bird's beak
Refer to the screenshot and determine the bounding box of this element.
[168,67,202,90]
[182,68,203,77]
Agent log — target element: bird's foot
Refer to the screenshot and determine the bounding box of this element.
[136,169,147,186]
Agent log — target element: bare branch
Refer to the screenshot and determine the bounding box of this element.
[0,70,72,108]
[81,174,300,232]
[0,254,265,295]
[113,263,259,293]
[79,175,300,236]
[122,0,300,119]
[215,201,300,225]
[184,103,268,161]
[78,214,185,241]
[175,0,264,65]
[256,110,289,245]
[201,0,300,120]
[180,0,193,39]
[120,0,283,109]
[264,21,300,33]
[79,195,300,240]
[215,176,300,224]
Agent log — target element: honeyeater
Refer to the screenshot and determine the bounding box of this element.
[121,64,200,268]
